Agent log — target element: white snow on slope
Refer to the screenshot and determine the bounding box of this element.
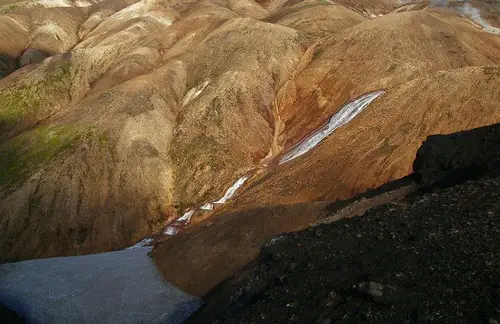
[164,226,179,236]
[182,80,210,107]
[213,176,249,204]
[200,203,214,211]
[483,25,500,35]
[177,210,195,222]
[126,237,153,249]
[279,90,385,164]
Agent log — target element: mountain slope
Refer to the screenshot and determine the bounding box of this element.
[0,0,499,262]
[185,122,500,323]
[152,66,500,296]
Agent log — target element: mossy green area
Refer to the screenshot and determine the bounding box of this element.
[0,2,23,13]
[0,0,24,5]
[0,124,88,192]
[0,63,73,134]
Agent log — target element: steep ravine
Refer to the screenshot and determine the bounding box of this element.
[133,90,385,245]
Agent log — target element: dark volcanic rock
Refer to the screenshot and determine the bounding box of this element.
[188,123,500,324]
[413,122,500,184]
[0,54,18,79]
[0,304,23,323]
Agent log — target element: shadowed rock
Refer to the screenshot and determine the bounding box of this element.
[0,54,17,79]
[413,122,500,184]
[18,48,46,67]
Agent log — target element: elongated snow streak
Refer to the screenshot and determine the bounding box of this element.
[213,176,249,204]
[279,91,385,164]
[177,210,195,223]
[199,203,214,211]
[482,26,500,36]
[126,237,153,249]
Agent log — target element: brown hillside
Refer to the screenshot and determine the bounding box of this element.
[153,66,500,296]
[0,0,499,263]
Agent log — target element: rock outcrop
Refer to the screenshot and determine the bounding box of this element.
[18,48,46,68]
[186,122,500,323]
[413,122,500,184]
[0,304,22,324]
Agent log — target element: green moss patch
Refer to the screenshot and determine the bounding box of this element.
[0,2,21,13]
[0,124,87,191]
[0,63,73,134]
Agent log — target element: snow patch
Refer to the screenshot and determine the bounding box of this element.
[126,237,153,249]
[164,226,178,236]
[200,203,214,211]
[213,176,249,204]
[279,91,385,164]
[177,210,195,223]
[483,25,500,36]
[182,80,210,107]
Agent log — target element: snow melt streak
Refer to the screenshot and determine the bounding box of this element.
[279,91,385,164]
[200,203,214,211]
[213,176,248,204]
[177,210,195,222]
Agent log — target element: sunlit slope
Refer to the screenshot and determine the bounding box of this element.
[0,0,499,262]
[0,0,321,261]
[227,66,500,211]
[275,10,500,147]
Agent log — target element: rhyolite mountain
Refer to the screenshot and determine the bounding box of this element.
[0,0,499,266]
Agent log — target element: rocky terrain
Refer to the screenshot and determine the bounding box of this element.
[0,304,22,324]
[0,0,499,299]
[0,0,499,321]
[152,63,500,296]
[185,122,500,323]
